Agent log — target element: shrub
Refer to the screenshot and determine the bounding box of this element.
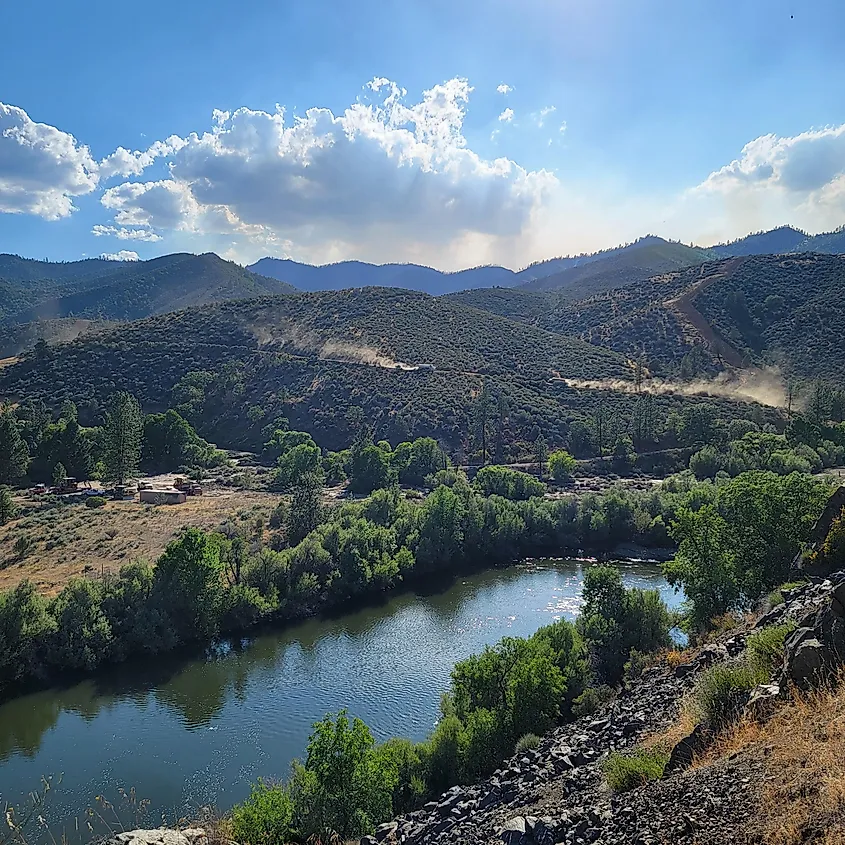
[548,449,577,482]
[603,747,670,792]
[85,496,107,509]
[474,466,545,500]
[766,580,805,607]
[12,535,34,558]
[514,733,541,754]
[693,663,759,729]
[746,623,796,677]
[571,685,614,717]
[230,780,294,845]
[623,648,651,680]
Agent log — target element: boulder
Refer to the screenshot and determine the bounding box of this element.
[108,831,207,845]
[374,820,399,841]
[498,816,527,845]
[663,723,709,776]
[745,683,783,721]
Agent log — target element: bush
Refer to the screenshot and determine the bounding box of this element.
[85,496,107,509]
[474,465,545,500]
[746,623,796,677]
[693,663,759,729]
[230,780,293,845]
[766,580,805,607]
[548,449,577,482]
[12,535,34,557]
[514,733,541,754]
[623,648,651,680]
[571,685,614,717]
[603,748,669,792]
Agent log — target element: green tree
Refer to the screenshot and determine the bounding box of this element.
[474,380,493,465]
[289,710,398,840]
[142,409,219,472]
[103,392,142,485]
[533,433,548,478]
[52,462,67,488]
[0,487,16,525]
[287,472,324,545]
[577,566,670,683]
[275,444,323,489]
[0,408,29,486]
[350,445,393,494]
[548,449,576,482]
[152,528,224,644]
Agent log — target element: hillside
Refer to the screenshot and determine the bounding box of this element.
[0,317,116,358]
[710,226,809,257]
[454,254,845,382]
[0,253,297,327]
[518,237,714,297]
[0,254,131,284]
[709,224,845,257]
[248,257,515,295]
[0,286,699,452]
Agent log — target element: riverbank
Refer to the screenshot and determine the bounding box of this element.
[0,560,682,844]
[351,573,845,845]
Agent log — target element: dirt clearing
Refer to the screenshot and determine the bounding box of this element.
[0,485,283,596]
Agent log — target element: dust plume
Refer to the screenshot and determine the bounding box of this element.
[558,366,788,408]
[251,323,407,369]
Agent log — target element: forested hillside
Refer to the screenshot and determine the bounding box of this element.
[709,225,845,257]
[518,238,713,297]
[0,253,297,328]
[248,257,515,294]
[452,254,845,382]
[0,286,770,454]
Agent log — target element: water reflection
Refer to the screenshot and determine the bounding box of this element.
[0,560,681,843]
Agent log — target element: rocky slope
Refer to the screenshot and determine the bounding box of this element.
[364,573,845,845]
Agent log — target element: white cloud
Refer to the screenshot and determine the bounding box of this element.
[98,136,187,179]
[100,250,139,261]
[533,106,556,128]
[0,102,99,219]
[691,123,845,236]
[496,83,513,95]
[92,224,162,242]
[559,121,567,134]
[498,108,514,123]
[99,78,557,265]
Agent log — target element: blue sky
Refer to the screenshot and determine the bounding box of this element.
[2,0,845,269]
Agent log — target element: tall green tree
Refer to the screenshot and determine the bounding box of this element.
[473,381,493,465]
[288,472,324,546]
[0,409,29,486]
[289,710,397,840]
[0,487,16,525]
[103,392,142,485]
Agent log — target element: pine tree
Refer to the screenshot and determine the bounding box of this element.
[0,486,16,525]
[103,392,142,485]
[0,409,29,486]
[534,433,548,478]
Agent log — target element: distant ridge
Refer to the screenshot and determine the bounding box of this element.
[248,257,516,295]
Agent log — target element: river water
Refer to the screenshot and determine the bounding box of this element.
[0,560,682,841]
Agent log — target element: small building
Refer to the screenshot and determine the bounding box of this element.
[139,488,187,505]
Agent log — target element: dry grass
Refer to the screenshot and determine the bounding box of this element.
[688,678,845,845]
[0,486,282,595]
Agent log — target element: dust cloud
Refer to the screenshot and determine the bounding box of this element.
[251,323,412,369]
[559,367,788,408]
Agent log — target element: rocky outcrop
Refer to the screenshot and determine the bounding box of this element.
[792,485,845,576]
[376,572,845,845]
[106,830,209,845]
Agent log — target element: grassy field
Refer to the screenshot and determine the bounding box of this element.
[0,485,281,595]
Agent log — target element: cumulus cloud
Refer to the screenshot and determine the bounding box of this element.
[98,136,187,179]
[100,250,139,261]
[92,224,162,242]
[98,78,556,264]
[0,102,99,219]
[498,108,514,123]
[692,123,845,235]
[496,83,513,94]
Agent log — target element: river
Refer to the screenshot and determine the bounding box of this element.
[0,560,682,842]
